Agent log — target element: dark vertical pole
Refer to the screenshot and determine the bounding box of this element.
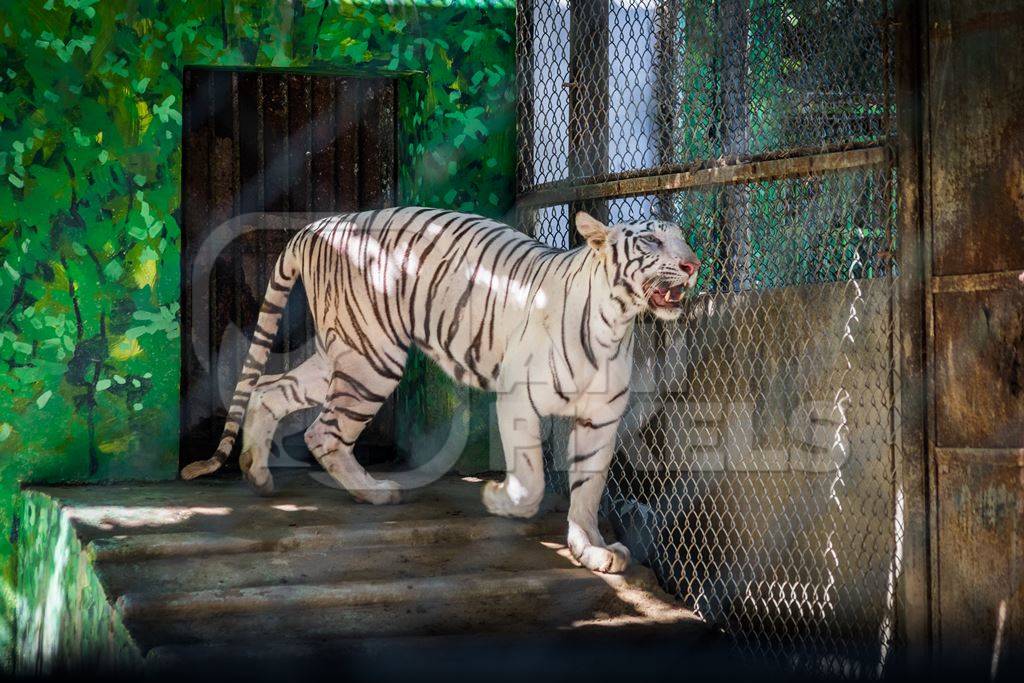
[653,0,681,222]
[230,72,245,384]
[185,68,217,459]
[650,0,683,463]
[568,0,610,239]
[717,0,751,290]
[182,67,214,465]
[211,70,238,430]
[516,0,536,234]
[894,0,932,669]
[180,68,192,466]
[713,0,754,464]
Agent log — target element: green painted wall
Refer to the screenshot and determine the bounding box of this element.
[0,0,515,667]
[14,491,142,674]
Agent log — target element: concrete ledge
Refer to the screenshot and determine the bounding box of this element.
[92,514,566,562]
[120,568,598,619]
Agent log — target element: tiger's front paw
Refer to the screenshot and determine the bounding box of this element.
[573,542,631,574]
[482,480,541,519]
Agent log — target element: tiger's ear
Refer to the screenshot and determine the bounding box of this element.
[575,212,610,251]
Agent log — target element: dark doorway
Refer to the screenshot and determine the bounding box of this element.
[180,67,398,473]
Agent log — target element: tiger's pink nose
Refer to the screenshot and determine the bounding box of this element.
[680,260,699,277]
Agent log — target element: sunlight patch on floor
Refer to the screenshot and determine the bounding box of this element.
[67,505,233,530]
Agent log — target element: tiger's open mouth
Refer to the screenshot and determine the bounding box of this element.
[647,282,688,310]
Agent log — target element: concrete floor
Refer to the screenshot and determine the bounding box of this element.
[34,471,715,675]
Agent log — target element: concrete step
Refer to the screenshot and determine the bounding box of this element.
[96,537,569,596]
[121,567,596,620]
[146,624,721,676]
[30,473,705,662]
[122,568,622,646]
[121,559,698,648]
[37,471,565,544]
[91,514,565,562]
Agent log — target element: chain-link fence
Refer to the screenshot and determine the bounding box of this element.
[517,0,900,676]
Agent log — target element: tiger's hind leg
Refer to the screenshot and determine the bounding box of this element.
[238,352,330,495]
[304,348,406,505]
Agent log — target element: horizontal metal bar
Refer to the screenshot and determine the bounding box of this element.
[930,269,1024,294]
[517,146,890,209]
[934,447,1024,466]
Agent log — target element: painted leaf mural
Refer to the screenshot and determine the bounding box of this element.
[0,0,516,666]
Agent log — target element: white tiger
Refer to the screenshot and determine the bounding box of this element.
[182,208,700,573]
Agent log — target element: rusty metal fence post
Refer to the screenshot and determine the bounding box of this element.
[893,0,932,671]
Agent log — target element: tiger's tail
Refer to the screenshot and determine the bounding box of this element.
[181,243,300,480]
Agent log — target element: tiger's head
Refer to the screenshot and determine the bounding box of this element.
[576,212,700,321]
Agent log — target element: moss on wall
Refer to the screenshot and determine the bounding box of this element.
[13,491,142,674]
[0,0,516,667]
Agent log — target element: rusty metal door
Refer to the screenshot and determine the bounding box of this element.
[180,68,397,472]
[921,0,1024,674]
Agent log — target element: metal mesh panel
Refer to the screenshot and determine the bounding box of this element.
[518,0,900,676]
[518,0,893,191]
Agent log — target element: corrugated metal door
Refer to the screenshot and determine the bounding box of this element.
[180,68,397,472]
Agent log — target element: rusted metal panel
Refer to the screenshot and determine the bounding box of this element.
[929,0,1024,276]
[933,286,1024,449]
[926,0,1024,671]
[895,0,932,660]
[935,449,1023,674]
